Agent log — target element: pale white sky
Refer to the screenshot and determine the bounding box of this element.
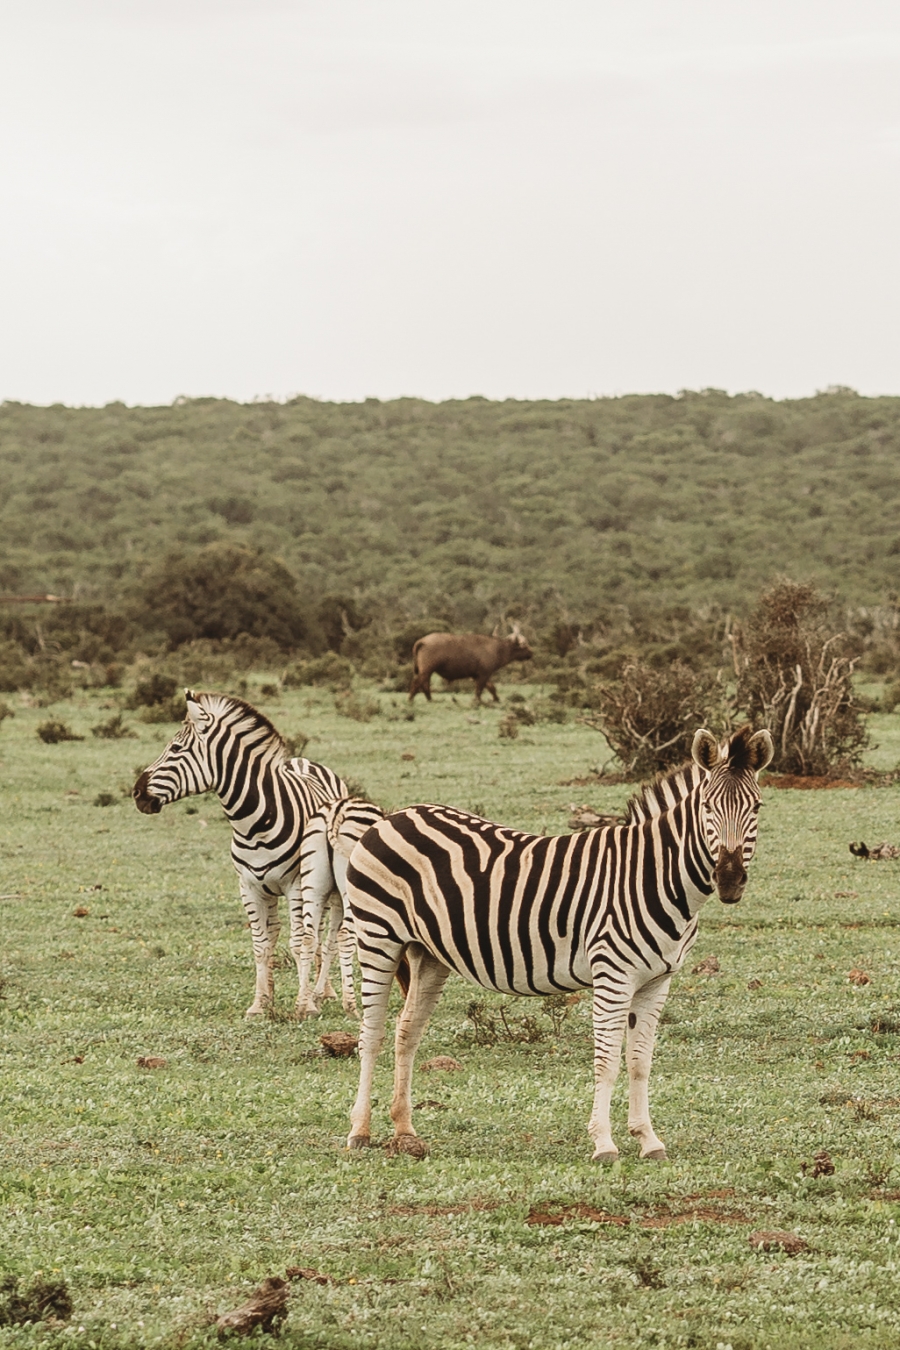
[1,0,899,406]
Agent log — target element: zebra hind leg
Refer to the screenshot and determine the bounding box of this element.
[312,894,343,1008]
[389,945,450,1143]
[337,922,359,1018]
[625,973,672,1161]
[348,942,405,1149]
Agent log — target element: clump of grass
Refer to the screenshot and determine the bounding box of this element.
[0,701,14,725]
[464,1000,543,1045]
[93,792,118,807]
[36,718,83,744]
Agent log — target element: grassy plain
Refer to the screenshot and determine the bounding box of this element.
[3,681,900,1348]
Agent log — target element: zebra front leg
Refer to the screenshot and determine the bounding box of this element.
[389,946,450,1140]
[626,973,672,1161]
[348,941,404,1149]
[240,880,280,1018]
[587,977,630,1162]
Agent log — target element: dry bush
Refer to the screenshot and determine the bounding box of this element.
[733,580,867,776]
[582,660,728,777]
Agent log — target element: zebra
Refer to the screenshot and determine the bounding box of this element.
[344,725,773,1161]
[294,797,385,1020]
[133,690,348,1018]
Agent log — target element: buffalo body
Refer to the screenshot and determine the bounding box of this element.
[409,631,532,703]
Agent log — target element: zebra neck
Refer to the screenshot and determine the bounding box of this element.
[216,745,286,832]
[673,790,718,917]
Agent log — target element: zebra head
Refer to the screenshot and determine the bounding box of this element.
[132,690,284,815]
[691,725,774,904]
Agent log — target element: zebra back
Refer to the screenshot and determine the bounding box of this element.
[625,762,703,824]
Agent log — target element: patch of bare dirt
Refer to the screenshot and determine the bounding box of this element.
[383,1134,429,1159]
[762,774,859,790]
[136,1056,167,1069]
[691,955,720,976]
[526,1197,749,1229]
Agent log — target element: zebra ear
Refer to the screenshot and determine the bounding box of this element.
[691,728,720,771]
[184,692,206,729]
[746,729,774,773]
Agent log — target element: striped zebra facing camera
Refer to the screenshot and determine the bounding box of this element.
[132,690,350,1018]
[345,724,774,1163]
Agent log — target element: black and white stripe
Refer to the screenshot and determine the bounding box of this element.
[345,725,773,1161]
[294,797,385,1019]
[133,690,347,1016]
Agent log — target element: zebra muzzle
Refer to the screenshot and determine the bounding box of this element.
[133,772,163,815]
[713,847,747,903]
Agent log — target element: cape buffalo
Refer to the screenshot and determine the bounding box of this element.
[408,627,533,704]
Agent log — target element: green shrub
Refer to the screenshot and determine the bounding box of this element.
[284,652,354,690]
[126,672,178,709]
[0,701,14,725]
[133,543,318,650]
[36,719,83,744]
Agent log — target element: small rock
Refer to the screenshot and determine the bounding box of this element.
[749,1230,809,1255]
[136,1056,167,1070]
[421,1056,462,1072]
[216,1276,288,1337]
[691,955,720,976]
[848,968,871,986]
[320,1032,359,1057]
[384,1134,429,1159]
[400,751,415,761]
[73,906,90,918]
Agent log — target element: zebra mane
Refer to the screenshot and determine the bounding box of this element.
[625,761,704,824]
[188,691,288,759]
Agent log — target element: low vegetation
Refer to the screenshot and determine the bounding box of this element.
[3,681,900,1347]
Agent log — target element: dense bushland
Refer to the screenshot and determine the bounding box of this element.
[0,390,897,773]
[2,388,900,624]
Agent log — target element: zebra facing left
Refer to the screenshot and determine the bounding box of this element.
[133,690,347,1018]
[345,725,773,1162]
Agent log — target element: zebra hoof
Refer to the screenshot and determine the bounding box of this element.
[244,1004,269,1019]
[347,1133,371,1151]
[641,1147,667,1162]
[591,1149,619,1164]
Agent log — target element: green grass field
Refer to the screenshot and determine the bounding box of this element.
[3,681,900,1348]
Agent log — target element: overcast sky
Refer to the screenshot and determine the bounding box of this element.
[1,0,899,406]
